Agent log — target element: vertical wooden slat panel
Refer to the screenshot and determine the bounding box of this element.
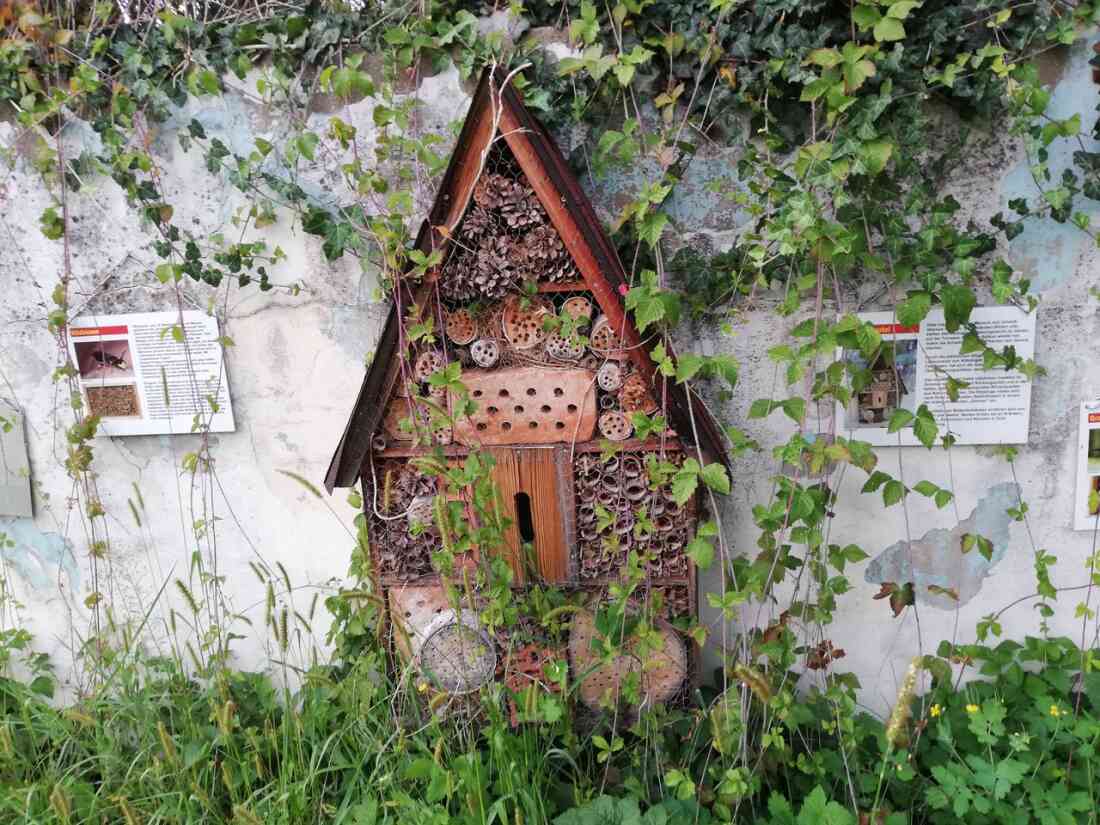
[517,450,569,583]
[488,448,525,585]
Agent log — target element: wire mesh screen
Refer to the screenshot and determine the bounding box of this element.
[439,142,579,303]
[419,618,497,694]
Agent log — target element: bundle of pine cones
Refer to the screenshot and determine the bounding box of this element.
[441,151,577,302]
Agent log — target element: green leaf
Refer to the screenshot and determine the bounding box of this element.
[671,460,700,505]
[637,210,668,248]
[883,480,906,506]
[912,480,939,497]
[699,463,731,495]
[862,470,890,493]
[913,405,938,448]
[748,399,780,419]
[896,292,932,326]
[887,1,922,19]
[686,536,715,570]
[852,5,881,30]
[675,354,705,383]
[887,409,914,433]
[782,398,806,424]
[860,139,894,175]
[942,285,976,332]
[873,16,906,41]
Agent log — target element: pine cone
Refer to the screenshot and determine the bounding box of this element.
[518,224,576,282]
[462,206,494,239]
[473,173,516,209]
[500,190,544,229]
[472,234,520,299]
[440,247,481,302]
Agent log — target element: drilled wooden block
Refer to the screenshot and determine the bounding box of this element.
[389,586,452,661]
[568,608,687,709]
[453,366,597,446]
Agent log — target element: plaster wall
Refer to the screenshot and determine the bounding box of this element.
[0,39,1097,711]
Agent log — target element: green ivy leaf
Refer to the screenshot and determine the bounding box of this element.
[942,285,977,332]
[896,292,932,326]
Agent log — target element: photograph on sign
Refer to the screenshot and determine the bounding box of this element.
[67,311,235,437]
[835,306,1037,447]
[1074,401,1100,532]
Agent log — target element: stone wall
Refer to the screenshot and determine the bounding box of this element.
[1,33,1098,709]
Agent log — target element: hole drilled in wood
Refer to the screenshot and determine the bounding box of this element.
[554,388,564,397]
[514,405,524,414]
[541,404,551,413]
[555,421,565,430]
[502,422,512,431]
[526,388,536,396]
[499,388,510,397]
[567,404,578,413]
[528,421,538,429]
[487,405,498,414]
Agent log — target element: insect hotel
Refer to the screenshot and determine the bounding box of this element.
[325,68,728,710]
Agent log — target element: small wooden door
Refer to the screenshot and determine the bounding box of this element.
[488,447,572,584]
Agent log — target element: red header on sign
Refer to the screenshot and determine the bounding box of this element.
[70,325,128,337]
[872,323,920,335]
[1088,413,1100,424]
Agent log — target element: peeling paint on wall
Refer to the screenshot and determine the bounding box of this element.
[1000,35,1100,291]
[865,482,1021,609]
[0,518,79,592]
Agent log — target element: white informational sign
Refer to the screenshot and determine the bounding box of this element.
[835,306,1037,447]
[67,311,235,437]
[1074,401,1100,532]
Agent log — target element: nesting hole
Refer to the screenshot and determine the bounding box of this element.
[555,422,565,430]
[526,388,537,396]
[499,388,510,398]
[567,404,578,413]
[487,405,498,415]
[553,387,564,397]
[514,405,524,414]
[528,421,538,429]
[502,422,512,431]
[541,405,551,413]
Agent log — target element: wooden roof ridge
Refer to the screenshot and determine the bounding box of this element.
[324,66,730,492]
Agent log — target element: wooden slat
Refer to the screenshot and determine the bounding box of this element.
[517,450,568,583]
[488,449,526,585]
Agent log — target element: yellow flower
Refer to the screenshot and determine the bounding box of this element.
[1049,704,1062,718]
[966,704,979,714]
[417,681,429,694]
[930,704,942,718]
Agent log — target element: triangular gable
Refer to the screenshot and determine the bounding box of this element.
[325,66,729,492]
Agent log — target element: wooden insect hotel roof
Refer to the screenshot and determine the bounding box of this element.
[325,66,729,492]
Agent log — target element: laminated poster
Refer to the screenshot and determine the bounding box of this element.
[834,306,1037,447]
[1074,401,1100,532]
[67,311,236,437]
